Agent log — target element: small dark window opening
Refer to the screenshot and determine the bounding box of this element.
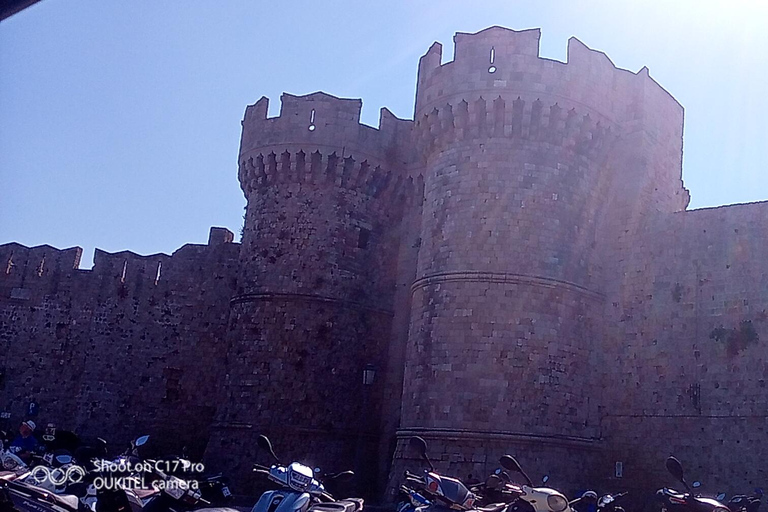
[358,228,371,249]
[163,367,181,402]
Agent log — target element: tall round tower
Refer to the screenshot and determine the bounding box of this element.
[205,92,415,492]
[395,27,688,487]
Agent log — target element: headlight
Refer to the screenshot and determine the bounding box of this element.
[547,494,569,512]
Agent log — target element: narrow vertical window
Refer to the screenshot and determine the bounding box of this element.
[488,46,497,73]
[37,256,45,277]
[358,228,370,249]
[308,109,316,131]
[120,260,127,284]
[5,253,13,275]
[154,261,162,286]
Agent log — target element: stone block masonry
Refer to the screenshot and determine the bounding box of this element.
[0,228,238,457]
[2,26,767,499]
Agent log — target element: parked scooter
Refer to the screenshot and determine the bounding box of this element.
[571,490,627,512]
[471,466,524,508]
[399,436,480,512]
[596,492,627,512]
[0,438,29,481]
[498,455,573,512]
[162,455,232,505]
[251,434,362,512]
[728,490,762,512]
[1,478,87,512]
[0,436,86,512]
[69,435,150,512]
[654,457,730,512]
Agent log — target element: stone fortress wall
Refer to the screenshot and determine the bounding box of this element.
[0,228,238,455]
[2,25,768,499]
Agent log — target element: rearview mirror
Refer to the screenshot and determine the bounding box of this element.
[498,454,533,487]
[542,475,549,484]
[257,434,280,462]
[665,457,685,482]
[409,437,434,470]
[717,493,726,501]
[409,436,428,458]
[692,481,701,489]
[499,455,522,473]
[330,470,355,483]
[135,435,150,447]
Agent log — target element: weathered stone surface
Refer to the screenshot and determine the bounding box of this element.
[0,230,239,456]
[2,26,768,500]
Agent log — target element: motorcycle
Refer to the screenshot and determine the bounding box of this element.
[398,436,479,512]
[654,457,730,512]
[728,491,762,512]
[251,434,362,512]
[497,454,573,512]
[0,438,85,512]
[398,437,518,512]
[571,491,628,512]
[471,466,526,508]
[1,478,87,512]
[22,450,84,495]
[68,435,150,512]
[596,492,627,512]
[161,456,232,505]
[136,465,210,512]
[0,438,29,481]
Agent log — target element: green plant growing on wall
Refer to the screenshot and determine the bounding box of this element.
[710,320,759,356]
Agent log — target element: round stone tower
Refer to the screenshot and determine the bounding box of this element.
[395,26,689,488]
[206,92,415,493]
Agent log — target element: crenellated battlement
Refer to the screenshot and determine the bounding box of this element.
[0,228,238,298]
[240,92,414,169]
[5,25,768,496]
[414,95,616,159]
[238,149,421,205]
[0,243,83,286]
[415,26,682,132]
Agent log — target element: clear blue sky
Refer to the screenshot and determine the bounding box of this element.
[1,0,766,268]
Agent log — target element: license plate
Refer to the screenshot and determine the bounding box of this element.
[222,486,231,497]
[165,484,186,500]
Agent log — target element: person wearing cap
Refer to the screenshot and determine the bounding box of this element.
[10,420,39,462]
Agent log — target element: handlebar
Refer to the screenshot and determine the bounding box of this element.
[405,477,424,487]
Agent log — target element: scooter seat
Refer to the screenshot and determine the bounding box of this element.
[661,488,688,501]
[134,487,160,499]
[191,508,241,512]
[54,493,82,511]
[309,498,365,512]
[476,503,509,512]
[0,471,16,481]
